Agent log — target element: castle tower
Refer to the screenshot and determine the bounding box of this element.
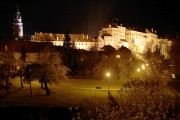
[13,4,23,40]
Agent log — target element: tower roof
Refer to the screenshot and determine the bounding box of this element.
[16,4,19,12]
[102,18,120,28]
[14,4,21,19]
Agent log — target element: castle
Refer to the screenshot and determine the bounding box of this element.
[13,5,171,57]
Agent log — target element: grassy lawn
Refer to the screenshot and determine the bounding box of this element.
[0,78,124,107]
[1,77,179,120]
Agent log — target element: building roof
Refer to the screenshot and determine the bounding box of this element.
[102,18,119,28]
[0,40,53,53]
[32,33,96,42]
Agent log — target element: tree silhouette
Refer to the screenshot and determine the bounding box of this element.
[101,45,116,57]
[63,32,71,49]
[168,39,180,75]
[37,45,69,95]
[0,50,19,94]
[18,46,27,88]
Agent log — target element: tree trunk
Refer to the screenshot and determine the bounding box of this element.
[44,82,50,95]
[118,72,121,80]
[5,77,9,94]
[151,66,156,77]
[29,80,32,96]
[41,82,44,89]
[20,75,24,88]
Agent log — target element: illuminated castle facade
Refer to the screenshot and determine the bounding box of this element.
[10,4,171,57]
[13,4,23,40]
[31,22,171,57]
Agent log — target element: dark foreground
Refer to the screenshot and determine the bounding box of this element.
[0,106,84,120]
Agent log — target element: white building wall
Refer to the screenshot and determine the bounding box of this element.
[102,25,126,49]
[125,29,159,53]
[31,26,171,55]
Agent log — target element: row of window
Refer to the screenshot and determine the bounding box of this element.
[76,43,103,46]
[53,42,104,47]
[104,28,125,33]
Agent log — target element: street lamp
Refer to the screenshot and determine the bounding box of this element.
[137,68,140,72]
[142,64,145,70]
[106,72,110,93]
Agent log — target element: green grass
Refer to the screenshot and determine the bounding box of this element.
[0,78,124,107]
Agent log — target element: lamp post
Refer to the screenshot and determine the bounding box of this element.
[106,72,110,94]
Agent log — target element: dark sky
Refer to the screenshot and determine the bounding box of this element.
[0,0,180,39]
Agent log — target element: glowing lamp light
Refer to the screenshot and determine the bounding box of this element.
[116,55,120,58]
[137,68,140,72]
[142,64,145,70]
[106,72,110,77]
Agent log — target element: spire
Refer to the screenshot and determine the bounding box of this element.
[14,4,21,19]
[16,4,19,12]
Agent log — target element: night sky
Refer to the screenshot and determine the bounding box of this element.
[0,0,180,39]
